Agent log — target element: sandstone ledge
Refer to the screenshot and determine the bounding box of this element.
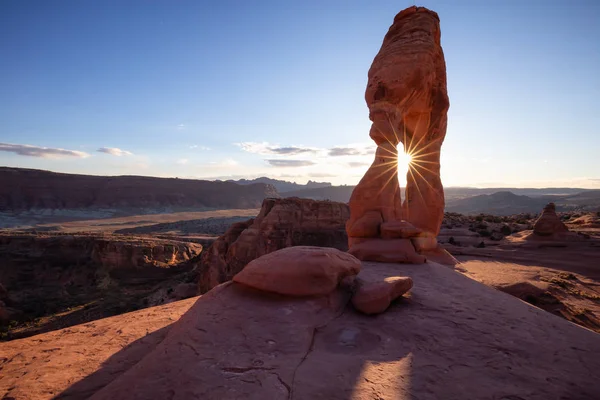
[2,261,599,399]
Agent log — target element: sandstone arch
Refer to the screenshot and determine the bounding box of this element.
[347,6,450,262]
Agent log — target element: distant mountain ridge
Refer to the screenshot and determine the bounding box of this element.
[281,185,600,215]
[227,177,331,193]
[282,185,356,203]
[0,167,278,213]
[1,168,598,220]
[444,191,552,215]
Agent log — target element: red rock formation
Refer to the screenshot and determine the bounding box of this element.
[533,203,569,236]
[233,246,360,296]
[197,197,350,292]
[352,276,413,315]
[347,6,449,262]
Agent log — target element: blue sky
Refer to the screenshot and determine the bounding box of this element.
[1,0,599,188]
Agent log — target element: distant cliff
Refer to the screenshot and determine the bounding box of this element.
[228,176,331,193]
[0,167,279,213]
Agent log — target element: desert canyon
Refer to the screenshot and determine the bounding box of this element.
[1,5,600,400]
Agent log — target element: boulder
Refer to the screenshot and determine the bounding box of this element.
[352,276,413,314]
[380,220,422,239]
[348,238,426,264]
[233,246,361,296]
[533,203,569,236]
[411,236,438,252]
[346,210,382,238]
[198,197,350,292]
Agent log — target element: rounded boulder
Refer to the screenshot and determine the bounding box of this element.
[232,246,361,296]
[352,276,413,315]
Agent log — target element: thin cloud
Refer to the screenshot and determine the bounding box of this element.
[266,159,316,167]
[328,145,376,157]
[0,142,90,158]
[97,147,133,156]
[208,158,238,167]
[177,158,189,165]
[190,145,211,150]
[348,161,370,168]
[237,142,320,156]
[308,172,336,178]
[329,147,361,156]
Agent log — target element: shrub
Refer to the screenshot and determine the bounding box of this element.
[500,225,512,236]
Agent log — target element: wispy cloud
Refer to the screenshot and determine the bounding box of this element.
[266,159,316,167]
[177,158,189,165]
[348,161,370,168]
[308,172,337,178]
[208,158,238,167]
[328,145,376,157]
[236,142,320,156]
[190,145,211,150]
[0,142,90,158]
[97,147,133,156]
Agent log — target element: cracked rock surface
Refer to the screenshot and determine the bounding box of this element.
[3,261,600,399]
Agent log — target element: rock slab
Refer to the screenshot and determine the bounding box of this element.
[2,261,600,399]
[233,246,361,296]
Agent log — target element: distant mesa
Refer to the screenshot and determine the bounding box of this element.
[228,176,331,193]
[0,167,278,227]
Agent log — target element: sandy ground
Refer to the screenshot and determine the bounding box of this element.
[10,209,260,233]
[448,237,600,332]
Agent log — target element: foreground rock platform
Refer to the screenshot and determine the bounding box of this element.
[2,261,599,399]
[0,297,198,399]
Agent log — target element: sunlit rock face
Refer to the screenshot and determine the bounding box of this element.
[533,203,569,236]
[347,6,449,262]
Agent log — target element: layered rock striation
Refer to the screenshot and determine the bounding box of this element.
[0,233,202,338]
[533,202,569,236]
[347,6,450,263]
[197,197,350,292]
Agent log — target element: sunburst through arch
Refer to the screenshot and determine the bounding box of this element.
[396,144,412,190]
